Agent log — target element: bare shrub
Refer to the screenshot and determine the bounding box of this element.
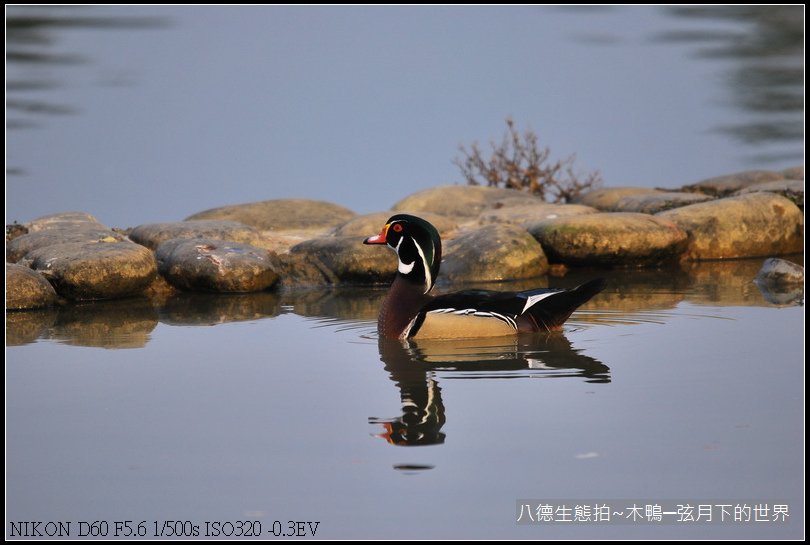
[454,118,602,203]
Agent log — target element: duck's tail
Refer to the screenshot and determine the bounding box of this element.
[520,278,607,332]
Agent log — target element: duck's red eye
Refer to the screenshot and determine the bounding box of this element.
[392,223,403,233]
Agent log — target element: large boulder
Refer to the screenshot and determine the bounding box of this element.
[129,220,263,250]
[155,238,280,293]
[6,263,59,310]
[439,224,549,283]
[528,213,688,266]
[681,170,785,197]
[185,199,356,231]
[332,211,458,237]
[391,185,543,218]
[289,236,397,284]
[656,193,803,260]
[24,241,158,300]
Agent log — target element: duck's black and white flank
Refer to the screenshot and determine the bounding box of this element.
[364,214,606,340]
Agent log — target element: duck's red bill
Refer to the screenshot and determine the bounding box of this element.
[363,224,389,245]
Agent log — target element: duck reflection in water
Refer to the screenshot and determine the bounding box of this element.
[370,333,609,446]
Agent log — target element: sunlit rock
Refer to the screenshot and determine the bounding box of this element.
[392,185,543,218]
[25,241,157,300]
[681,169,785,197]
[657,193,803,260]
[528,213,688,266]
[439,224,548,283]
[156,238,280,293]
[572,186,660,211]
[6,263,59,310]
[129,220,263,250]
[185,199,356,231]
[782,165,803,180]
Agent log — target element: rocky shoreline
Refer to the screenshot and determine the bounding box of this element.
[6,167,805,310]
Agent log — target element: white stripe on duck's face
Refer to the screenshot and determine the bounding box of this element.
[393,235,432,294]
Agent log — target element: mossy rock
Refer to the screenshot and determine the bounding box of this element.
[528,213,688,266]
[657,193,803,260]
[25,241,158,300]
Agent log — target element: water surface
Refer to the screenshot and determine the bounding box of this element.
[6,261,804,539]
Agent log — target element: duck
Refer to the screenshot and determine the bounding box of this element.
[364,214,606,340]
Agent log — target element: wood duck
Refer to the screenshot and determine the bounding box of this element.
[364,214,606,340]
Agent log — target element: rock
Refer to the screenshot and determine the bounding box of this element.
[733,178,804,209]
[657,193,803,260]
[391,185,544,218]
[755,258,804,287]
[26,211,106,232]
[610,191,715,214]
[185,199,356,231]
[274,252,339,288]
[754,258,804,305]
[478,202,598,227]
[6,222,28,242]
[6,263,59,310]
[26,241,158,300]
[128,220,263,250]
[7,227,126,263]
[155,238,280,293]
[572,187,660,211]
[782,165,804,179]
[289,236,397,284]
[528,213,688,266]
[332,211,459,237]
[681,170,785,197]
[440,224,549,283]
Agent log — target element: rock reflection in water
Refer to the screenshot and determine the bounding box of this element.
[48,297,158,349]
[370,333,609,446]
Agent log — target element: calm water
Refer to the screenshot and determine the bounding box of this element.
[6,261,805,539]
[5,5,805,540]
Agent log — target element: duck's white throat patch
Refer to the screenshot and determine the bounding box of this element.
[398,259,415,274]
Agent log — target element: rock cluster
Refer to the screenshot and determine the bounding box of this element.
[6,166,804,310]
